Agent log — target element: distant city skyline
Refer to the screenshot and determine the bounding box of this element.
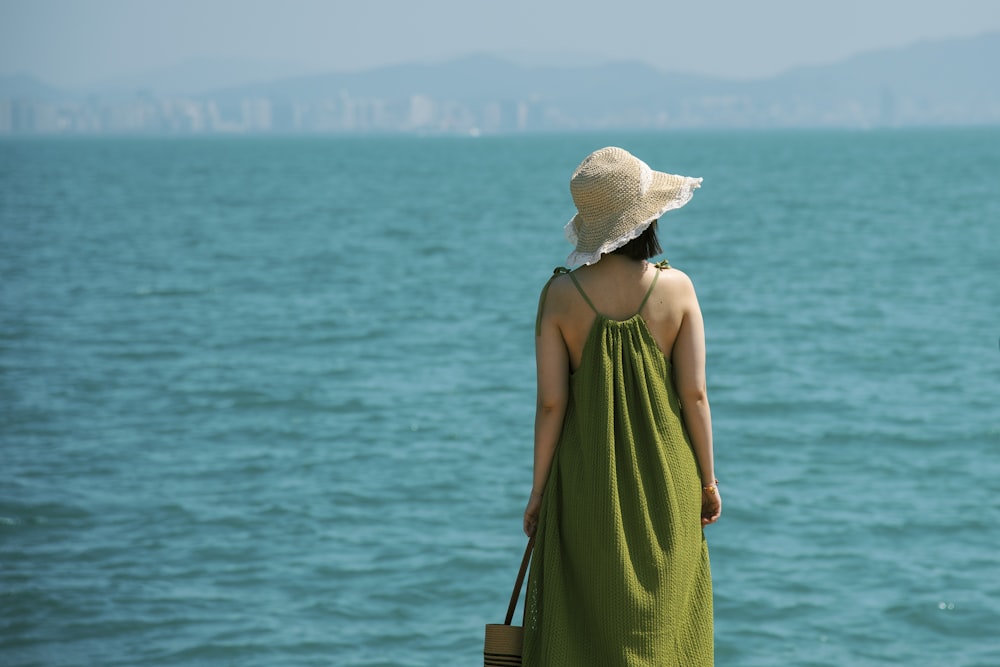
[2,0,1000,88]
[4,33,998,136]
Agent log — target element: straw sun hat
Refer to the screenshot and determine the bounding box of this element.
[564,146,702,267]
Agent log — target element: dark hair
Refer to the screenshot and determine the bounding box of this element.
[611,220,662,260]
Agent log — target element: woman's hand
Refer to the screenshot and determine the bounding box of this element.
[523,492,543,537]
[701,486,722,526]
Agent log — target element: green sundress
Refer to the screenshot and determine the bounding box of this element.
[523,265,713,666]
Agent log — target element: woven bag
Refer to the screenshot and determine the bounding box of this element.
[484,536,534,667]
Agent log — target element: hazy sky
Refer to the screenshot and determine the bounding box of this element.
[2,0,1000,87]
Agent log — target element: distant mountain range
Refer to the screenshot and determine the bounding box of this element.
[2,32,999,132]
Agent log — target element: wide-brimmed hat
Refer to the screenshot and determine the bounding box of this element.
[564,146,702,267]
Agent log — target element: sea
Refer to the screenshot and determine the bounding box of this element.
[1,129,998,667]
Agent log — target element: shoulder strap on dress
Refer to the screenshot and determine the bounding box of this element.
[566,272,600,316]
[535,267,570,337]
[637,259,671,312]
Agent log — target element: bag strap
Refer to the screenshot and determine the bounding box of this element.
[504,536,535,625]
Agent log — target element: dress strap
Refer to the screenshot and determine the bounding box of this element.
[536,261,670,335]
[566,271,600,316]
[636,260,669,312]
[535,267,570,337]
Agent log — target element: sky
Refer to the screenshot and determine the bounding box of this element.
[2,0,1000,88]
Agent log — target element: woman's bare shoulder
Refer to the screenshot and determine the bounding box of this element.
[538,271,576,294]
[655,264,695,290]
[537,271,578,314]
[650,265,700,317]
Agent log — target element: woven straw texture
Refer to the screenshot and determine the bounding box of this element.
[565,147,701,267]
[484,623,523,666]
[521,273,714,666]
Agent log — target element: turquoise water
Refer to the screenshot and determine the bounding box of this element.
[1,130,998,666]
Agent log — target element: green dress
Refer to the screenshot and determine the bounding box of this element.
[522,265,713,666]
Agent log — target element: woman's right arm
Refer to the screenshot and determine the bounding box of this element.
[524,280,570,536]
[670,272,721,526]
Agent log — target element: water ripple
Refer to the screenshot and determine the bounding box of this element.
[3,132,999,666]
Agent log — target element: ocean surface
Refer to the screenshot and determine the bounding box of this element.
[1,130,998,667]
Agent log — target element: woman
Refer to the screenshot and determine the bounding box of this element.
[522,146,720,666]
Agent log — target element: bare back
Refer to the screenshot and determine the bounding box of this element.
[544,256,692,373]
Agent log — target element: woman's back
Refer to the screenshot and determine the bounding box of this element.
[542,255,699,381]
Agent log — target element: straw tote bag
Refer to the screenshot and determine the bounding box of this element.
[484,536,534,667]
